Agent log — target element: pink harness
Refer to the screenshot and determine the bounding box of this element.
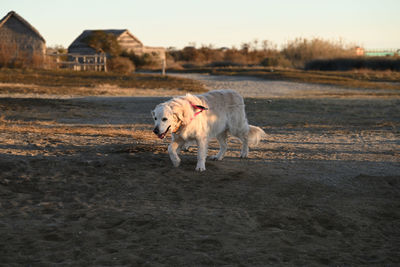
[172,102,208,134]
[190,102,208,121]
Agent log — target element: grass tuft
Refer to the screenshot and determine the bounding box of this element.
[0,68,206,95]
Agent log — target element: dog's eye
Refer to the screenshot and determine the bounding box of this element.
[154,117,157,121]
[162,118,168,122]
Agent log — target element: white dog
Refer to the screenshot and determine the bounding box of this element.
[151,89,265,171]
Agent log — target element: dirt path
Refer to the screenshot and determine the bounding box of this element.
[0,76,399,265]
[171,73,400,98]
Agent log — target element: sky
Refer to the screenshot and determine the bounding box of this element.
[1,0,399,50]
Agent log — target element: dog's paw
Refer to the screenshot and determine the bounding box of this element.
[195,163,206,172]
[171,158,181,167]
[195,166,206,172]
[240,152,248,158]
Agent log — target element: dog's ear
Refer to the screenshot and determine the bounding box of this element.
[172,104,188,125]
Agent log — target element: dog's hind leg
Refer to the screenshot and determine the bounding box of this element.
[210,130,228,161]
[237,131,249,158]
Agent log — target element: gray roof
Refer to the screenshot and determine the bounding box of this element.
[68,29,143,51]
[0,10,46,43]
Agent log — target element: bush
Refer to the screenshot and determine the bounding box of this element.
[222,49,248,65]
[166,38,364,69]
[81,30,121,57]
[181,63,202,69]
[260,55,292,68]
[167,42,280,67]
[120,51,159,68]
[206,61,244,67]
[305,58,400,71]
[282,37,354,68]
[107,57,135,74]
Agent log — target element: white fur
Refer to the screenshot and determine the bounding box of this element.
[151,89,265,171]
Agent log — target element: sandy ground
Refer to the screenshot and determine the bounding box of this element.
[171,73,400,98]
[0,75,400,266]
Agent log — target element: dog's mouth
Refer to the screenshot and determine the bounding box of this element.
[157,125,170,139]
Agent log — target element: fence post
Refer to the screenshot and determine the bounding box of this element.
[104,55,107,72]
[94,55,97,71]
[56,54,60,70]
[162,58,166,76]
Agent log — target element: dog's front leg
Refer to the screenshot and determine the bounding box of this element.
[195,138,208,172]
[168,141,181,167]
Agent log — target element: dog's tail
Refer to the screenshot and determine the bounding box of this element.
[248,125,265,146]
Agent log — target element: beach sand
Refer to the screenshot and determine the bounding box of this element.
[0,76,399,265]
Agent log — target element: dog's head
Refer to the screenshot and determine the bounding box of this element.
[151,102,185,139]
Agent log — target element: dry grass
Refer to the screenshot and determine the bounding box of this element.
[173,67,400,90]
[0,68,206,95]
[0,82,200,97]
[0,116,152,139]
[281,38,355,68]
[167,38,359,69]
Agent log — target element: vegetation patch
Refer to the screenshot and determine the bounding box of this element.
[170,67,400,91]
[0,68,206,95]
[305,57,400,71]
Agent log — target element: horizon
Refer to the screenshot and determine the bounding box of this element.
[1,0,399,50]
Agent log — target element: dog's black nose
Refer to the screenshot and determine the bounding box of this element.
[153,127,159,135]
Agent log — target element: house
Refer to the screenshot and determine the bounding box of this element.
[0,11,46,66]
[68,29,165,61]
[355,47,364,56]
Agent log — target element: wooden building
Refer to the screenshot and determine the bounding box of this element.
[0,11,46,66]
[355,47,364,56]
[68,29,165,61]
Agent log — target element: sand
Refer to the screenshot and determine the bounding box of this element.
[0,75,399,265]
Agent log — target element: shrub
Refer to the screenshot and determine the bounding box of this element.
[120,51,159,68]
[198,45,224,62]
[260,55,292,68]
[305,58,400,71]
[81,30,121,57]
[282,37,354,68]
[181,46,202,62]
[223,49,248,65]
[167,41,285,68]
[107,57,135,74]
[166,38,363,69]
[206,61,244,67]
[181,63,202,69]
